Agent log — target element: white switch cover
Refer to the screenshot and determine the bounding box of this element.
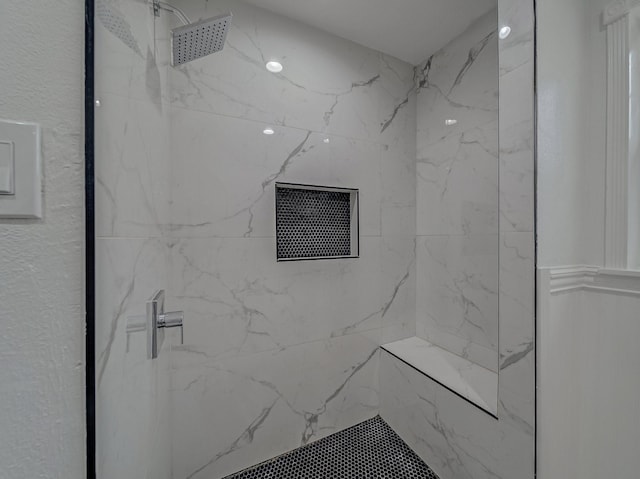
[0,119,41,218]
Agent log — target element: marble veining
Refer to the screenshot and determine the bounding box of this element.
[414,9,500,371]
[170,333,381,479]
[382,337,498,415]
[381,1,536,478]
[380,349,533,479]
[169,112,383,238]
[94,0,535,478]
[168,0,412,144]
[95,238,172,479]
[162,1,418,477]
[416,235,499,365]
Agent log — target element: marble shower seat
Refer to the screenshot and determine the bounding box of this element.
[381,337,498,417]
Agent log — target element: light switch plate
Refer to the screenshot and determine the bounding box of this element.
[0,119,42,219]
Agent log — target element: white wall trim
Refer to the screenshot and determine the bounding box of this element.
[542,265,640,296]
[605,13,630,268]
[603,0,640,25]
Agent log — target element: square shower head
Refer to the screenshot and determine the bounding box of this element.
[171,13,232,66]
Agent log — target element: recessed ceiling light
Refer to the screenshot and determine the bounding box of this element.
[499,26,511,40]
[263,127,275,135]
[266,61,283,73]
[445,119,458,126]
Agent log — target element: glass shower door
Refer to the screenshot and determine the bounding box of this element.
[92,1,520,478]
[94,1,173,477]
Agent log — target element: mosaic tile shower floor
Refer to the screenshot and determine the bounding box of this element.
[223,415,440,479]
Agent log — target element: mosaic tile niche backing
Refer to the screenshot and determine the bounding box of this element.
[276,184,358,260]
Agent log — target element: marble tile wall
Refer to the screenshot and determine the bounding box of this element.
[166,1,417,477]
[94,1,535,478]
[380,0,536,477]
[94,1,173,478]
[414,10,500,372]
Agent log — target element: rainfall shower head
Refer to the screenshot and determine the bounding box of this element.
[171,13,233,66]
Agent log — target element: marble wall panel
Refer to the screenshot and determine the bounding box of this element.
[415,9,500,369]
[164,1,418,476]
[416,235,499,371]
[169,109,383,238]
[499,232,535,401]
[94,0,536,477]
[95,238,172,479]
[416,28,499,238]
[170,332,380,479]
[381,0,535,478]
[169,0,412,145]
[379,236,417,343]
[95,94,171,238]
[168,236,383,356]
[499,62,535,233]
[381,350,533,479]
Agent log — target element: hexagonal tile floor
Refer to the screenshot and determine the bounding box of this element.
[223,415,440,479]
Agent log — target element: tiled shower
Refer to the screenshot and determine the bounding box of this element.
[94,0,535,478]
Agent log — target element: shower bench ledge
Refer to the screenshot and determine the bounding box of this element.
[381,336,498,417]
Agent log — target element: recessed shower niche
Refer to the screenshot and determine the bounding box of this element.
[275,183,359,261]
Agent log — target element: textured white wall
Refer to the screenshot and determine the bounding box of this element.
[0,1,86,478]
[537,0,609,267]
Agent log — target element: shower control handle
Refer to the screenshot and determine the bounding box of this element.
[158,310,184,346]
[147,290,184,359]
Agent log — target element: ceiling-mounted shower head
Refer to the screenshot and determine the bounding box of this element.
[152,2,232,66]
[171,13,233,66]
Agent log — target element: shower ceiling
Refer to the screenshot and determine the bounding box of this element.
[241,0,497,65]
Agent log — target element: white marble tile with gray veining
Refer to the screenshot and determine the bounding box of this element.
[169,0,407,144]
[415,10,499,238]
[380,350,533,479]
[378,53,418,145]
[378,52,417,239]
[95,238,172,479]
[381,96,417,239]
[382,336,497,414]
[415,321,500,373]
[499,232,535,401]
[499,61,535,233]
[414,9,498,113]
[95,94,171,238]
[379,1,535,478]
[170,332,380,479]
[379,236,416,343]
[169,108,383,238]
[416,122,499,237]
[167,236,398,360]
[416,235,499,372]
